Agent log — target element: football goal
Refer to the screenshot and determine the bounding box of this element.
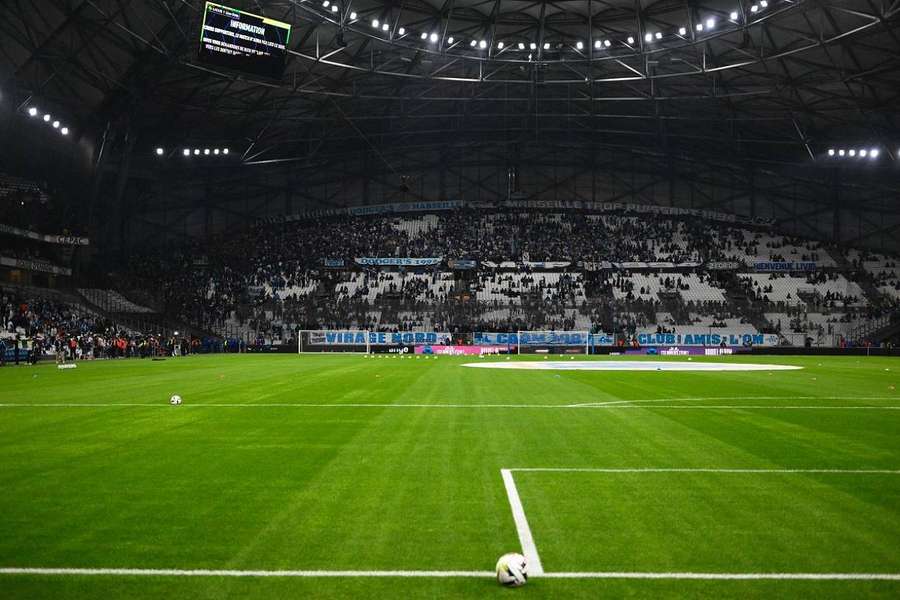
[516,331,590,355]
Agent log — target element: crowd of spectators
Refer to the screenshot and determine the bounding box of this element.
[106,209,900,343]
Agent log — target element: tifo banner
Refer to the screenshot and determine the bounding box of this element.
[354,257,442,267]
[448,259,477,270]
[257,201,461,224]
[347,201,461,217]
[322,258,345,268]
[310,330,451,346]
[469,200,774,226]
[633,331,778,347]
[583,260,702,271]
[415,345,507,355]
[474,332,611,346]
[524,261,571,269]
[0,223,89,246]
[753,261,816,272]
[706,261,741,270]
[0,256,72,276]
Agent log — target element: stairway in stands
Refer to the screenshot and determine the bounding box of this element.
[827,246,883,306]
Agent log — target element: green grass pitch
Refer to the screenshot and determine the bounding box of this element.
[1,353,898,599]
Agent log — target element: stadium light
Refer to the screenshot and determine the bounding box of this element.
[696,23,704,31]
[430,32,438,43]
[529,42,537,50]
[604,39,611,47]
[543,42,550,50]
[827,149,835,156]
[678,27,687,36]
[627,36,635,44]
[870,149,879,158]
[470,39,477,47]
[213,148,220,155]
[204,148,210,155]
[27,107,37,117]
[223,148,229,155]
[398,27,405,35]
[498,41,505,49]
[331,5,338,13]
[838,149,845,156]
[52,120,60,129]
[60,127,69,136]
[448,36,455,45]
[322,1,329,7]
[655,32,662,39]
[751,5,759,13]
[382,23,389,32]
[479,40,487,49]
[155,147,164,156]
[575,41,582,50]
[518,42,525,50]
[349,11,357,20]
[43,114,51,122]
[183,148,190,156]
[860,149,868,157]
[848,149,856,157]
[761,1,768,7]
[644,33,653,42]
[194,149,200,155]
[706,18,716,29]
[372,19,379,28]
[421,32,428,40]
[594,40,602,49]
[730,11,739,21]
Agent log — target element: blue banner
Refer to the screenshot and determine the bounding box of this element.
[474,332,610,346]
[354,257,442,267]
[309,331,451,346]
[633,331,779,347]
[753,261,816,272]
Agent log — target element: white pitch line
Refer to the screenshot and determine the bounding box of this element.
[0,567,492,578]
[508,468,900,474]
[540,572,900,581]
[500,469,544,576]
[1,567,898,581]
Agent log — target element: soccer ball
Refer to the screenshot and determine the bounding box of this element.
[495,552,528,587]
[169,394,182,405]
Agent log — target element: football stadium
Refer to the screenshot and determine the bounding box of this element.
[1,1,900,598]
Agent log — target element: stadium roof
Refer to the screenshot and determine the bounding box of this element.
[2,0,899,169]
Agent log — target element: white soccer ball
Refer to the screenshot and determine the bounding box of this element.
[495,552,528,587]
[169,394,182,405]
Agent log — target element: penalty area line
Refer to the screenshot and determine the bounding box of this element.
[0,568,898,581]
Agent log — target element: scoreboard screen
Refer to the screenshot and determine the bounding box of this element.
[198,2,291,80]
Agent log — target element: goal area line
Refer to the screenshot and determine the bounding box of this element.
[1,567,898,581]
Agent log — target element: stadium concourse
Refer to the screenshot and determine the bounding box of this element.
[2,0,900,597]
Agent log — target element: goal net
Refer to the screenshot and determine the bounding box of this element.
[298,330,370,354]
[516,331,590,355]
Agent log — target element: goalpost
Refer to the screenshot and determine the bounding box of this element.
[516,331,591,355]
[298,330,370,354]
